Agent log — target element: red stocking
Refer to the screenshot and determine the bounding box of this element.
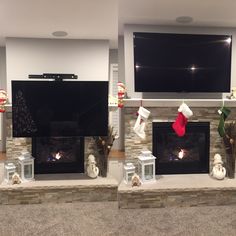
[172,112,188,137]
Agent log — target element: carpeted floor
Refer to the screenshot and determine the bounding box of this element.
[0,202,235,236]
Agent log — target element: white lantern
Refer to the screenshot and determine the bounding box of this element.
[138,150,156,183]
[123,162,135,184]
[4,163,16,183]
[18,152,34,182]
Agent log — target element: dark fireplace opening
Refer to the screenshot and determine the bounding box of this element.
[153,122,210,174]
[32,137,84,174]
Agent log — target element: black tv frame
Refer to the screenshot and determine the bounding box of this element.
[12,80,108,137]
[133,32,232,93]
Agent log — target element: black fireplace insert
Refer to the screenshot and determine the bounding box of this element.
[153,122,210,174]
[32,137,84,174]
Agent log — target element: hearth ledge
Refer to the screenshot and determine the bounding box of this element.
[0,174,118,189]
[118,174,236,191]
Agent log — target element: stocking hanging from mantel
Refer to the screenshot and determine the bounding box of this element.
[133,106,151,140]
[172,102,193,137]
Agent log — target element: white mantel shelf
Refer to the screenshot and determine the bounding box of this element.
[124,98,236,107]
[5,99,236,111]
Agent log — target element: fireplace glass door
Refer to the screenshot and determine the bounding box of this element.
[153,122,210,174]
[32,137,84,174]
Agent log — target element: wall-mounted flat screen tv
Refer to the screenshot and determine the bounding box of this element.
[12,81,108,137]
[134,32,232,92]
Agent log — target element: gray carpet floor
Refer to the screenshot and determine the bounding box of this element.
[0,202,235,236]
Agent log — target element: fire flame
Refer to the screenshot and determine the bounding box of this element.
[178,149,184,159]
[55,152,62,160]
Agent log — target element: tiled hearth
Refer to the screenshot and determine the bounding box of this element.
[118,174,236,208]
[0,174,118,205]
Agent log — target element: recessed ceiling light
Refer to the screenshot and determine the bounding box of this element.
[176,16,193,24]
[52,31,68,37]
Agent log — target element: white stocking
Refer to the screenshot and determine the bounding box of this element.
[133,107,150,140]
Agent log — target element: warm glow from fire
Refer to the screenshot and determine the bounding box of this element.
[55,152,62,160]
[178,149,184,159]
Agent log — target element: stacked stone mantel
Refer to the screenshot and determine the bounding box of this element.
[123,101,236,172]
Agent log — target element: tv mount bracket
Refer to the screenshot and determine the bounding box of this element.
[28,73,78,82]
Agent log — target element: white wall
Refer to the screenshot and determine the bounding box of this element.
[118,36,125,84]
[6,38,109,101]
[0,48,6,91]
[123,24,236,99]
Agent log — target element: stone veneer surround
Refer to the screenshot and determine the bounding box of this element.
[124,103,236,171]
[4,101,236,175]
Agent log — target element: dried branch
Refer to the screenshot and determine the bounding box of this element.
[93,125,117,156]
[223,121,236,178]
[223,121,236,155]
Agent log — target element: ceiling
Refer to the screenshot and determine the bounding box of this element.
[0,0,118,48]
[119,0,236,33]
[1,0,236,49]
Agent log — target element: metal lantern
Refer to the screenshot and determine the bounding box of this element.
[123,162,135,184]
[4,163,16,183]
[18,152,34,182]
[138,150,156,183]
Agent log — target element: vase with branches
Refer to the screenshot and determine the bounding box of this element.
[93,126,117,177]
[223,121,236,178]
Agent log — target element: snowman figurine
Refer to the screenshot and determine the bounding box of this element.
[87,154,99,178]
[211,154,226,180]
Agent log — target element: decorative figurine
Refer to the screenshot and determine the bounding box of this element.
[226,87,236,99]
[131,173,142,187]
[12,172,21,185]
[117,82,126,108]
[0,89,7,112]
[87,154,99,178]
[211,153,226,180]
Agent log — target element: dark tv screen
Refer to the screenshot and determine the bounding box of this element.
[12,81,108,137]
[134,32,232,92]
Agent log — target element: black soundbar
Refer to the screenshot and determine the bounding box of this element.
[28,73,78,80]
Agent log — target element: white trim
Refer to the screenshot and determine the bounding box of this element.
[109,63,120,138]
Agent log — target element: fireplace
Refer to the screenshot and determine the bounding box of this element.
[153,122,210,174]
[32,137,84,174]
